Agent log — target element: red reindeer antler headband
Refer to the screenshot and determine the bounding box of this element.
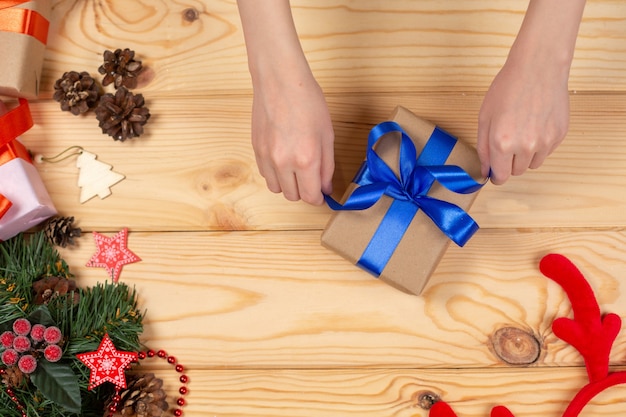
[430,253,626,417]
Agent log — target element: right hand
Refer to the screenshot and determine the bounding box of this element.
[250,72,335,205]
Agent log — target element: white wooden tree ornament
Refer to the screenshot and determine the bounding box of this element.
[76,151,125,203]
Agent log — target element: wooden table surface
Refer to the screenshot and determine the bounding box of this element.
[18,0,626,415]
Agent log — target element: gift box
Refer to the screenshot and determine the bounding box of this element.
[0,0,51,99]
[0,99,56,241]
[322,106,486,295]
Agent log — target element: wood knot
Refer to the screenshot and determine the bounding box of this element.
[413,391,440,410]
[491,326,541,365]
[183,8,199,22]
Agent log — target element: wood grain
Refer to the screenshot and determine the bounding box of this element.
[22,92,626,231]
[45,1,626,95]
[148,367,626,417]
[57,229,626,369]
[11,1,626,415]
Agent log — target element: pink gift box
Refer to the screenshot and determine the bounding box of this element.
[0,99,56,241]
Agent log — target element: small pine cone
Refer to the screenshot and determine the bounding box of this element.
[98,48,143,89]
[32,276,79,305]
[95,87,150,141]
[43,216,82,248]
[1,366,26,388]
[110,373,168,417]
[53,71,100,115]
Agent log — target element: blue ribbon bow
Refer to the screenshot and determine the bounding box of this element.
[325,121,485,276]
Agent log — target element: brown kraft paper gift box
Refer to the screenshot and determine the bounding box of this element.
[0,0,51,99]
[321,106,485,295]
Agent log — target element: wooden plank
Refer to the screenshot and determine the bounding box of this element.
[45,0,626,95]
[23,92,626,231]
[57,229,626,369]
[151,367,626,417]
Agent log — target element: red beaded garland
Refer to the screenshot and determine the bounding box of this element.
[133,347,188,417]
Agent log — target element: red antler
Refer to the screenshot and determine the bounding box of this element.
[539,253,621,383]
[429,253,626,417]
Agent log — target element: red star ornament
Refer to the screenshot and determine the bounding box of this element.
[76,333,138,390]
[86,228,141,283]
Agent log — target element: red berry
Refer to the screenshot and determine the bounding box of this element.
[0,331,15,348]
[1,349,19,366]
[43,326,62,344]
[30,324,45,342]
[17,355,37,374]
[44,344,63,362]
[157,350,167,358]
[175,364,184,372]
[12,335,31,352]
[174,409,183,417]
[177,398,186,406]
[12,318,31,336]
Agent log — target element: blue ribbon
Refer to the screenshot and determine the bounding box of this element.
[325,121,485,277]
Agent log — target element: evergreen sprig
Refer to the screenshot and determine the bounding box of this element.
[0,232,144,416]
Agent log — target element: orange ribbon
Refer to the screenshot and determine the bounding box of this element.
[0,98,33,165]
[0,194,12,219]
[0,0,49,44]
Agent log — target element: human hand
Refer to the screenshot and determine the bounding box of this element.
[250,72,334,205]
[477,61,570,185]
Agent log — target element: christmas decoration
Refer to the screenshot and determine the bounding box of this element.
[77,333,138,390]
[95,86,151,141]
[32,275,79,305]
[86,228,141,283]
[77,150,126,203]
[36,147,126,204]
[430,253,626,417]
[111,372,168,417]
[98,48,144,90]
[43,216,82,247]
[0,231,144,416]
[53,71,101,115]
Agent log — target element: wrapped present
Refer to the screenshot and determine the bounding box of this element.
[322,106,486,295]
[0,0,51,98]
[0,99,56,241]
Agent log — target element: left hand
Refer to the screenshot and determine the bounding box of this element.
[477,60,570,185]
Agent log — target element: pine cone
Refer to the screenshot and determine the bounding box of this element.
[111,373,168,417]
[1,366,26,388]
[32,276,79,305]
[43,216,82,248]
[53,71,101,115]
[95,87,150,141]
[98,48,143,89]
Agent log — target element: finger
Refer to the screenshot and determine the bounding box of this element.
[529,152,548,170]
[489,149,513,185]
[476,119,491,179]
[254,152,283,194]
[320,145,335,196]
[276,170,300,201]
[511,151,534,176]
[295,166,324,205]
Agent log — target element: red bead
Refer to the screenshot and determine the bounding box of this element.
[179,374,189,383]
[179,386,188,395]
[113,394,121,402]
[175,364,184,372]
[174,409,183,417]
[109,404,118,412]
[177,397,186,406]
[157,350,167,358]
[138,351,146,359]
[167,356,176,364]
[147,349,155,357]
